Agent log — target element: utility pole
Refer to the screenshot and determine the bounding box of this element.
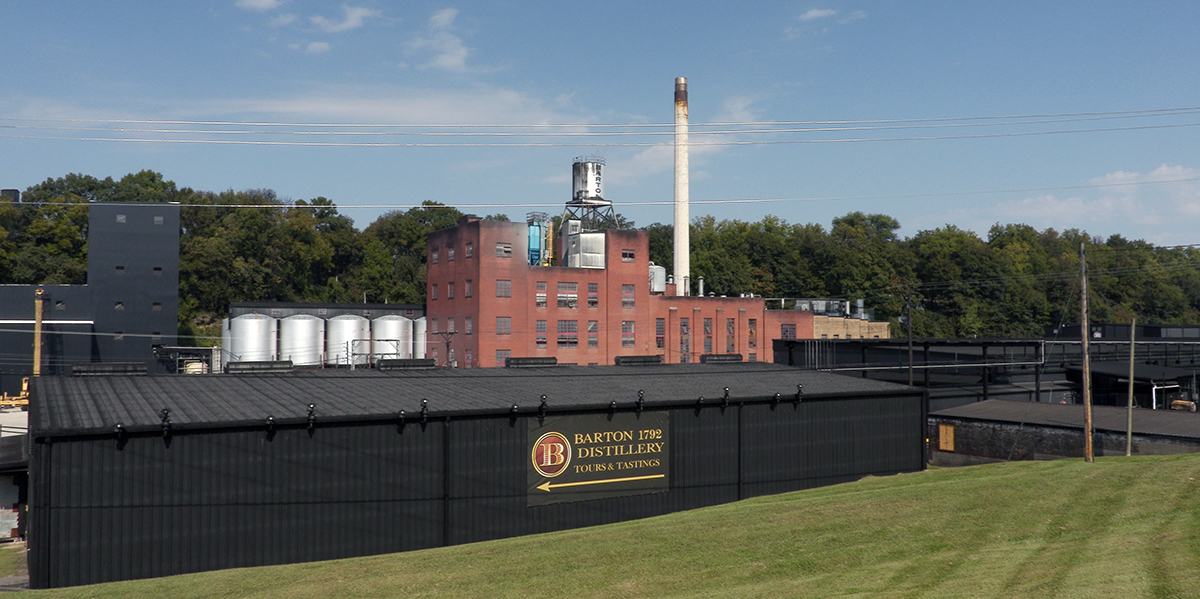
[1126,317,1136,456]
[906,290,914,386]
[33,288,44,377]
[433,330,458,367]
[1080,242,1094,463]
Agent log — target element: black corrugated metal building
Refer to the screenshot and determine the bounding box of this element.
[29,363,925,588]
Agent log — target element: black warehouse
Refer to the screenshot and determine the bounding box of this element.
[29,363,925,588]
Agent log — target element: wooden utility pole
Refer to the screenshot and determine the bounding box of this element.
[1080,243,1094,463]
[33,288,44,377]
[1126,317,1136,456]
[906,290,914,386]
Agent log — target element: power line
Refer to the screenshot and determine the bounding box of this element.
[4,105,1198,129]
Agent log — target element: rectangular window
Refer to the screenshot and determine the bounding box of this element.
[431,318,438,334]
[431,249,438,264]
[496,317,511,335]
[680,318,690,363]
[465,317,473,335]
[536,320,547,348]
[496,349,510,366]
[781,324,796,340]
[537,281,548,291]
[656,318,665,349]
[153,216,164,226]
[432,347,439,364]
[558,320,579,348]
[748,319,757,348]
[448,348,455,365]
[464,349,473,367]
[588,283,599,308]
[431,284,438,300]
[496,242,512,258]
[557,282,578,308]
[465,280,472,297]
[152,302,162,311]
[447,282,455,299]
[622,249,635,262]
[152,267,163,276]
[622,284,635,308]
[496,280,512,297]
[448,247,455,261]
[466,243,473,257]
[116,214,126,223]
[588,320,599,348]
[536,292,547,308]
[622,321,636,348]
[115,266,125,275]
[704,318,713,354]
[448,317,455,333]
[726,318,736,353]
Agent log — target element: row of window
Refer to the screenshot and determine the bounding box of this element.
[532,281,636,309]
[437,280,639,307]
[430,242,516,264]
[430,280,474,300]
[113,266,166,276]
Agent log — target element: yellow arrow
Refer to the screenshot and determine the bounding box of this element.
[537,474,665,493]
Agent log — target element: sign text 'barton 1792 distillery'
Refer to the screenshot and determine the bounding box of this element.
[527,411,670,506]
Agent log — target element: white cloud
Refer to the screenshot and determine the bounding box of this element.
[237,0,283,12]
[429,8,458,29]
[798,9,837,21]
[839,10,867,24]
[407,8,472,72]
[906,164,1200,243]
[305,41,331,54]
[311,5,381,33]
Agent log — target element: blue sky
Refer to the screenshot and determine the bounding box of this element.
[2,1,1198,243]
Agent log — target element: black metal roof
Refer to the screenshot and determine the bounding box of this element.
[31,363,917,437]
[1064,361,1197,382]
[931,399,1200,440]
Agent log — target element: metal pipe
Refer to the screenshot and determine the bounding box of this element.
[673,77,689,296]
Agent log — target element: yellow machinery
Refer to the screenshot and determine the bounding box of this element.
[0,378,29,410]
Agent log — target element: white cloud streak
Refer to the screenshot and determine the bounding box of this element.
[236,0,283,12]
[407,8,472,72]
[798,9,837,21]
[311,5,381,33]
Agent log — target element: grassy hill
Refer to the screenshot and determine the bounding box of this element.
[26,454,1200,598]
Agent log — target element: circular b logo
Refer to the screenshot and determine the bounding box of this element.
[532,431,571,478]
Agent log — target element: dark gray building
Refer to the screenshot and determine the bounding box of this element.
[928,399,1200,466]
[29,363,926,588]
[0,203,179,393]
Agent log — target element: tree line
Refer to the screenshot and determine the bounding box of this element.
[4,171,1200,342]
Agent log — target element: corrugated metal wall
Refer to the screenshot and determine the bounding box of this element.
[31,393,924,588]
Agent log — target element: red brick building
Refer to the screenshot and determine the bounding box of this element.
[425,215,888,368]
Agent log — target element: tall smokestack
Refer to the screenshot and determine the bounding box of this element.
[673,77,689,296]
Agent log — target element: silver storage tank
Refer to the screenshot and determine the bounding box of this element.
[371,315,412,360]
[413,316,427,359]
[325,314,370,366]
[279,314,325,366]
[649,262,667,294]
[226,313,277,363]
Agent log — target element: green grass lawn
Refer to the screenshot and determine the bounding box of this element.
[0,542,25,578]
[25,454,1200,598]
